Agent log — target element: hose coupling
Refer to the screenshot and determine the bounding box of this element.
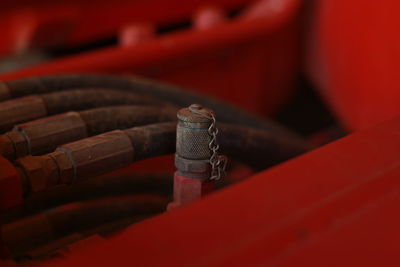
[169,104,227,209]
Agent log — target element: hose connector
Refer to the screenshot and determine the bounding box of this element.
[176,104,214,178]
[169,104,227,209]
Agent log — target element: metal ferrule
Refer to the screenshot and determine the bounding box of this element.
[175,104,214,179]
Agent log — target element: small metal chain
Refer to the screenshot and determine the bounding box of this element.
[189,105,228,180]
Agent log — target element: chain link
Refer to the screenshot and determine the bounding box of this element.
[189,105,228,180]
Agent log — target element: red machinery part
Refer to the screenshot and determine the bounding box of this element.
[2,0,400,265]
[0,157,23,213]
[0,0,251,56]
[0,0,301,116]
[33,113,400,267]
[307,0,400,131]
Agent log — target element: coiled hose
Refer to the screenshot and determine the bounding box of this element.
[0,74,312,259]
[1,195,168,258]
[15,122,311,195]
[0,74,300,139]
[0,88,172,132]
[0,105,177,159]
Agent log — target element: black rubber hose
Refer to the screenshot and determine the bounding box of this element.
[218,123,313,170]
[1,173,172,224]
[0,106,178,159]
[124,122,177,161]
[1,74,300,139]
[123,121,311,169]
[41,88,173,114]
[79,105,177,136]
[0,88,172,133]
[15,122,312,195]
[1,195,168,257]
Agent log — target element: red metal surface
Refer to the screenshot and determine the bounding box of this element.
[31,113,400,266]
[307,0,400,131]
[0,157,22,259]
[6,1,400,265]
[168,173,214,210]
[0,157,23,212]
[0,0,251,57]
[0,0,301,116]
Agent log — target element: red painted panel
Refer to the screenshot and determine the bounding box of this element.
[35,112,400,266]
[307,0,400,131]
[0,0,251,56]
[1,0,301,116]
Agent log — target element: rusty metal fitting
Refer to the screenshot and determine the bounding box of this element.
[0,95,47,132]
[0,134,15,160]
[55,130,134,181]
[16,130,134,194]
[13,112,88,157]
[15,155,60,193]
[175,103,214,179]
[169,104,218,209]
[174,155,210,178]
[3,131,29,160]
[0,81,11,101]
[47,151,74,185]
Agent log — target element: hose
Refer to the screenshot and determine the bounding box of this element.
[2,173,172,224]
[0,74,300,139]
[1,195,168,257]
[0,88,171,132]
[42,88,173,114]
[218,123,312,170]
[0,106,177,160]
[16,122,311,195]
[79,105,177,136]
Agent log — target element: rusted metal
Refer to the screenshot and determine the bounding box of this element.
[78,106,177,136]
[0,89,172,133]
[0,96,47,133]
[4,131,30,159]
[14,120,311,195]
[169,104,217,209]
[17,130,134,194]
[47,151,74,186]
[174,157,210,175]
[177,104,213,155]
[57,130,134,181]
[176,104,214,177]
[14,112,88,157]
[0,135,15,160]
[15,123,176,195]
[15,154,59,193]
[124,122,176,161]
[15,132,133,193]
[0,106,177,160]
